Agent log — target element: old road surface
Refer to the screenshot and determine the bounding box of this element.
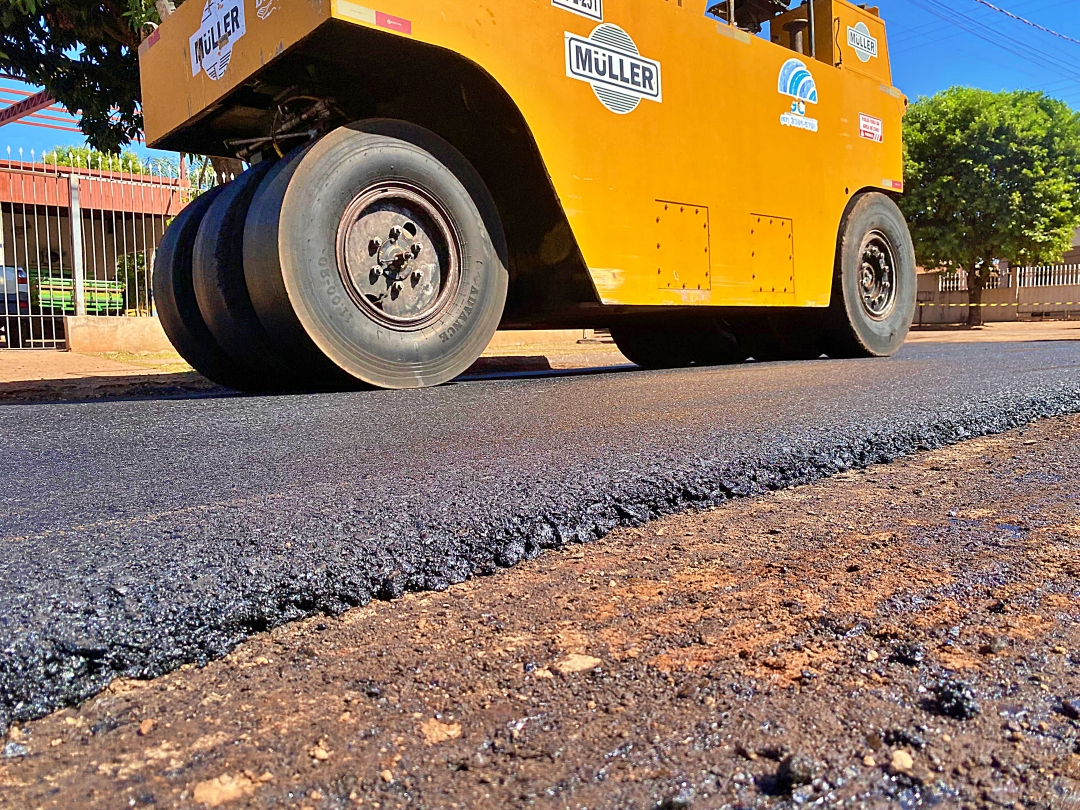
[2,340,1080,734]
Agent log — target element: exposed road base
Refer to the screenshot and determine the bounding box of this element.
[3,416,1079,809]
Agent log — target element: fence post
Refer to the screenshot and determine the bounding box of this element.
[68,174,87,316]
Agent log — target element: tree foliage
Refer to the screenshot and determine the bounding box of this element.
[42,144,220,192]
[44,144,144,172]
[901,87,1080,324]
[0,0,180,152]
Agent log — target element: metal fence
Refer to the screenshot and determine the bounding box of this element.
[0,153,195,349]
[938,264,1080,292]
[937,268,1010,292]
[1016,264,1080,288]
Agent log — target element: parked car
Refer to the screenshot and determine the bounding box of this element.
[2,266,29,348]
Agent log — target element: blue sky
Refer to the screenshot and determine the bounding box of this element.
[2,0,1080,161]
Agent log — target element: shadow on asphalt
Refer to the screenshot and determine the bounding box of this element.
[0,357,644,406]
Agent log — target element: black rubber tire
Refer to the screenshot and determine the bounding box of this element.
[691,318,748,366]
[611,322,696,369]
[245,124,508,390]
[824,193,916,358]
[192,160,299,389]
[243,145,351,387]
[154,185,270,391]
[738,311,825,362]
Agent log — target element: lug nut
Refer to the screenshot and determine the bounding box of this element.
[389,226,402,241]
[411,269,423,283]
[411,243,422,257]
[391,281,403,295]
[369,238,382,255]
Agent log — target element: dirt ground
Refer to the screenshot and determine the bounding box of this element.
[3,415,1079,809]
[905,321,1080,343]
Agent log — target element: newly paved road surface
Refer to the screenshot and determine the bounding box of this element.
[2,340,1080,731]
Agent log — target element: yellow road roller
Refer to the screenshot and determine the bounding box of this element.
[140,0,914,390]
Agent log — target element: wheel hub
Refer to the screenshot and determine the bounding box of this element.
[858,231,897,321]
[337,184,459,329]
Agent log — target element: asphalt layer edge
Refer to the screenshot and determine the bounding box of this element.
[3,381,1080,735]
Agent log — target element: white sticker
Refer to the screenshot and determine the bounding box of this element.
[859,113,884,143]
[553,0,603,21]
[847,22,879,63]
[565,24,662,115]
[778,58,819,133]
[190,0,247,80]
[255,0,279,20]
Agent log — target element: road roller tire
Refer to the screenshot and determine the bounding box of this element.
[154,185,270,392]
[193,160,298,390]
[824,193,916,358]
[243,145,352,387]
[611,322,696,370]
[738,311,825,362]
[690,318,748,366]
[245,123,508,390]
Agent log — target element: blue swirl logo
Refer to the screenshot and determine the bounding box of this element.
[778,58,819,105]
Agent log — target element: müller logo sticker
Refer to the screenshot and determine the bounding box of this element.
[859,113,884,143]
[190,0,246,80]
[565,24,662,115]
[778,58,819,132]
[553,0,603,21]
[847,22,879,62]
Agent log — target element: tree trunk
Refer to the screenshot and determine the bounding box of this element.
[967,262,985,327]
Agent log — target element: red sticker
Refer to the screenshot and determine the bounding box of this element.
[138,28,161,55]
[376,11,412,34]
[859,113,883,143]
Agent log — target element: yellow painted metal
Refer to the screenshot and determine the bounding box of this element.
[139,0,329,141]
[140,0,906,310]
[655,201,712,293]
[749,214,796,301]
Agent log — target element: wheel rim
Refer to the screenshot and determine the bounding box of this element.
[336,183,460,330]
[858,230,897,321]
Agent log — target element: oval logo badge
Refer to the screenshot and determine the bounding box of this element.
[189,0,247,81]
[564,24,663,115]
[847,22,879,63]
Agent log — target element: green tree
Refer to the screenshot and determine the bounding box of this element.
[42,144,221,195]
[901,87,1080,326]
[0,0,175,152]
[43,145,144,173]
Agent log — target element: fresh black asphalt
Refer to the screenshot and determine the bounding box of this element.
[2,340,1080,732]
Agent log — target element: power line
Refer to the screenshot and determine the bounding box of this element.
[890,0,1057,47]
[968,0,1080,46]
[900,0,1080,81]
